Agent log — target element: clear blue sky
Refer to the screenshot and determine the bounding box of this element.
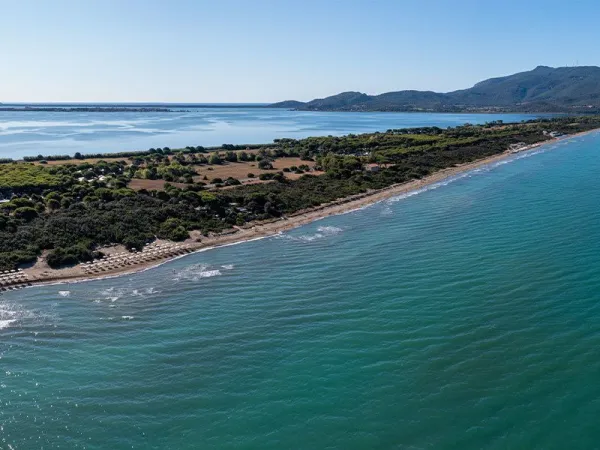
[1,0,598,103]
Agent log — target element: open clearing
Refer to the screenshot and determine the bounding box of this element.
[128,157,323,191]
[193,157,319,181]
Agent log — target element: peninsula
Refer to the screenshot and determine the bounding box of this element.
[1,116,599,288]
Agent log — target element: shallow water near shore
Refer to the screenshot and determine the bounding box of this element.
[0,108,546,159]
[2,132,600,448]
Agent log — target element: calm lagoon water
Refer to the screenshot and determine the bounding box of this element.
[2,132,600,448]
[0,108,546,159]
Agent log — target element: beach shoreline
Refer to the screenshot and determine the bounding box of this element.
[7,130,595,290]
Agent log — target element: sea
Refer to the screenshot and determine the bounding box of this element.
[2,109,600,449]
[0,106,549,159]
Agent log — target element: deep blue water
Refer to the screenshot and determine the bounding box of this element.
[0,108,546,159]
[2,132,600,448]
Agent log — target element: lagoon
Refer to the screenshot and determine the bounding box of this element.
[0,107,547,159]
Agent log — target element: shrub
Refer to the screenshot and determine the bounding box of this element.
[47,199,61,210]
[209,153,222,165]
[14,207,38,222]
[158,218,189,241]
[258,159,273,170]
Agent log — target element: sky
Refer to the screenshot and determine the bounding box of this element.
[1,0,599,103]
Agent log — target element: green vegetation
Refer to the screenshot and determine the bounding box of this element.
[0,164,64,193]
[270,66,600,113]
[1,116,599,270]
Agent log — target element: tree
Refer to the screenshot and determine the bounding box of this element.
[158,218,189,241]
[209,153,222,165]
[224,151,238,162]
[47,199,61,210]
[14,207,38,222]
[258,159,273,170]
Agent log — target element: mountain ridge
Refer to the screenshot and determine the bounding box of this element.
[270,66,600,112]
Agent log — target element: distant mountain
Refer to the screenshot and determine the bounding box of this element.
[270,66,600,113]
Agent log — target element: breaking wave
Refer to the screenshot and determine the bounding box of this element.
[0,319,16,330]
[0,301,46,330]
[173,264,223,282]
[280,226,344,242]
[97,286,160,302]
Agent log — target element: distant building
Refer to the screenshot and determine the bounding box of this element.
[366,163,380,173]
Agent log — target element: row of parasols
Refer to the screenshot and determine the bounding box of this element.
[0,269,30,290]
[80,244,192,274]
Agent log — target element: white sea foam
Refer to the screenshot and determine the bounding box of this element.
[381,205,393,216]
[58,291,71,297]
[173,264,223,281]
[97,286,159,302]
[221,264,235,270]
[0,301,43,330]
[317,226,343,234]
[0,319,16,330]
[121,316,134,320]
[281,225,344,242]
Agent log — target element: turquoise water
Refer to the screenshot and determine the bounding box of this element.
[0,108,545,159]
[2,133,600,448]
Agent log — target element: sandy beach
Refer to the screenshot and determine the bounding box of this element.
[5,131,593,290]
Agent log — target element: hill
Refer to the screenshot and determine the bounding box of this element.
[269,66,600,113]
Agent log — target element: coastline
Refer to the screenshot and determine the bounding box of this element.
[8,130,596,290]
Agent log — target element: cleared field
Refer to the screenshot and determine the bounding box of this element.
[193,157,319,182]
[128,157,323,191]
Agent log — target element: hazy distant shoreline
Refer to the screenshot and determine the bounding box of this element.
[0,107,179,113]
[0,103,270,109]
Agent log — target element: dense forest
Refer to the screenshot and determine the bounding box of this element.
[1,116,599,270]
